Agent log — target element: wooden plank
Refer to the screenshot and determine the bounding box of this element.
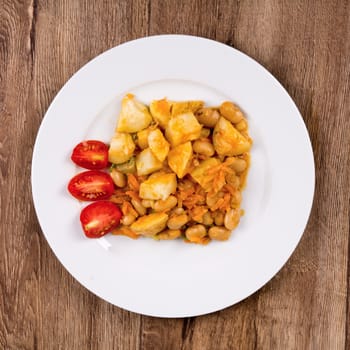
[0,0,146,348]
[0,0,349,349]
[147,0,350,349]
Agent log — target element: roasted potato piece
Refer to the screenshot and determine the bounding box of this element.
[137,128,151,149]
[108,132,135,164]
[130,212,169,236]
[149,99,172,129]
[170,100,204,116]
[167,141,193,178]
[213,117,251,156]
[117,94,152,133]
[139,172,177,200]
[150,99,204,129]
[165,112,202,147]
[135,148,163,176]
[148,128,170,162]
[190,157,221,190]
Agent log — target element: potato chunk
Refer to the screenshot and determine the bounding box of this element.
[108,132,135,164]
[135,148,163,176]
[190,158,221,190]
[149,99,172,129]
[165,112,202,147]
[139,172,177,200]
[131,212,169,236]
[167,141,193,178]
[213,117,251,156]
[170,100,204,116]
[136,128,151,149]
[148,128,170,162]
[117,94,152,133]
[150,99,204,129]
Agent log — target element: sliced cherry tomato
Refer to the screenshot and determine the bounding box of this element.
[71,140,109,170]
[80,201,122,238]
[68,170,114,201]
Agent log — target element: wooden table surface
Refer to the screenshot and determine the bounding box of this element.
[1,0,349,349]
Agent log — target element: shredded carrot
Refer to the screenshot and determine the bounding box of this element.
[121,201,138,217]
[211,197,225,211]
[183,194,205,209]
[201,160,237,195]
[111,226,139,239]
[127,174,140,191]
[109,196,124,204]
[110,190,129,204]
[190,206,208,221]
[220,193,232,211]
[212,170,226,193]
[176,183,207,210]
[223,184,236,195]
[210,193,231,212]
[125,190,140,201]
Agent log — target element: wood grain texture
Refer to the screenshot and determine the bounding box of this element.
[0,0,349,349]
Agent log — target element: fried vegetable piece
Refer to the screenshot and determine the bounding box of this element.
[136,148,163,176]
[165,112,202,147]
[213,117,251,156]
[117,94,152,133]
[148,128,170,162]
[150,99,204,129]
[170,100,204,116]
[108,132,135,164]
[167,141,193,178]
[190,158,221,190]
[137,128,151,149]
[149,99,172,129]
[139,172,177,200]
[131,212,169,236]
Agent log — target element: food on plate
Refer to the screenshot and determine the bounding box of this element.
[108,132,135,164]
[107,94,252,244]
[116,94,152,133]
[130,212,169,236]
[71,140,109,170]
[167,141,193,178]
[149,98,203,128]
[213,117,251,156]
[135,148,163,176]
[80,201,122,238]
[165,112,202,146]
[67,95,252,242]
[139,172,177,200]
[148,128,170,162]
[68,170,115,201]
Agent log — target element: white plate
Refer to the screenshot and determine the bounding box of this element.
[31,35,315,317]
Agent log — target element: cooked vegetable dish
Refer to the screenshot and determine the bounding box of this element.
[107,94,252,244]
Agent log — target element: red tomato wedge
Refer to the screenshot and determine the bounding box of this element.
[71,140,109,170]
[80,201,122,238]
[68,170,114,201]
